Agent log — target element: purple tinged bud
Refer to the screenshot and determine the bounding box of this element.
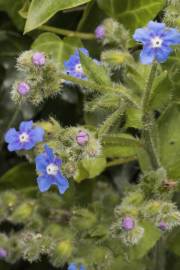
[76,131,89,146]
[158,221,168,231]
[0,248,7,258]
[17,82,30,96]
[95,25,105,40]
[32,52,45,66]
[122,217,135,231]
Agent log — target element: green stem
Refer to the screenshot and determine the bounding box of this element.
[39,25,95,40]
[107,156,137,167]
[152,238,166,270]
[59,73,140,109]
[141,62,161,170]
[98,104,125,138]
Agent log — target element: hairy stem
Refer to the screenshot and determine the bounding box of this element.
[141,62,161,170]
[98,105,125,138]
[39,25,95,40]
[152,238,166,270]
[59,73,140,109]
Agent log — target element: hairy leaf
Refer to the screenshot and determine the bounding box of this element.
[157,104,180,179]
[79,51,111,85]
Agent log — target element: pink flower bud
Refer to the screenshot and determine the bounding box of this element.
[122,217,135,231]
[76,131,89,145]
[17,82,30,96]
[32,52,45,66]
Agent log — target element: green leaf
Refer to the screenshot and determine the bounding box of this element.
[167,228,180,256]
[0,0,24,30]
[150,70,172,111]
[102,133,141,147]
[25,0,93,33]
[79,51,111,85]
[157,104,180,179]
[103,145,137,158]
[111,256,145,270]
[32,33,83,68]
[125,108,143,129]
[0,163,36,192]
[128,221,161,259]
[97,0,164,32]
[74,157,107,182]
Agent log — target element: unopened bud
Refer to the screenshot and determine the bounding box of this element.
[95,25,105,40]
[122,217,135,231]
[17,82,30,96]
[32,52,45,66]
[76,131,89,145]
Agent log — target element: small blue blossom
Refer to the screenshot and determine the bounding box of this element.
[35,145,69,194]
[64,48,89,80]
[4,121,44,152]
[68,263,86,270]
[133,21,180,64]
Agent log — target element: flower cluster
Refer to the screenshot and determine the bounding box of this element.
[4,121,69,195]
[133,21,180,64]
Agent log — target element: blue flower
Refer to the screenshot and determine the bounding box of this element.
[64,48,89,80]
[133,21,180,64]
[4,121,44,152]
[68,263,86,270]
[35,145,69,194]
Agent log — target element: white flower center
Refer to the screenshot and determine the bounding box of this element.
[19,132,29,143]
[151,36,163,48]
[46,163,59,176]
[75,63,83,73]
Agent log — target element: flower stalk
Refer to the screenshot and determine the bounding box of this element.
[39,25,95,40]
[141,62,161,170]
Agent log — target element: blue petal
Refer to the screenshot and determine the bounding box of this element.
[56,173,69,194]
[133,28,150,43]
[37,175,52,192]
[8,141,22,152]
[44,145,54,161]
[29,127,44,143]
[35,153,48,173]
[155,46,172,63]
[19,121,33,132]
[80,265,86,270]
[4,128,18,143]
[140,47,154,64]
[79,48,89,56]
[163,29,180,45]
[54,157,62,167]
[23,140,36,150]
[68,263,77,270]
[147,21,165,34]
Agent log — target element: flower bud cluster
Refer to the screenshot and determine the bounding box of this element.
[11,50,61,105]
[95,18,130,49]
[111,185,180,246]
[143,200,180,231]
[25,118,102,179]
[111,191,145,246]
[164,1,180,28]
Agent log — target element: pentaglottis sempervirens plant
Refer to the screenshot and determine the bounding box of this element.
[0,0,180,270]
